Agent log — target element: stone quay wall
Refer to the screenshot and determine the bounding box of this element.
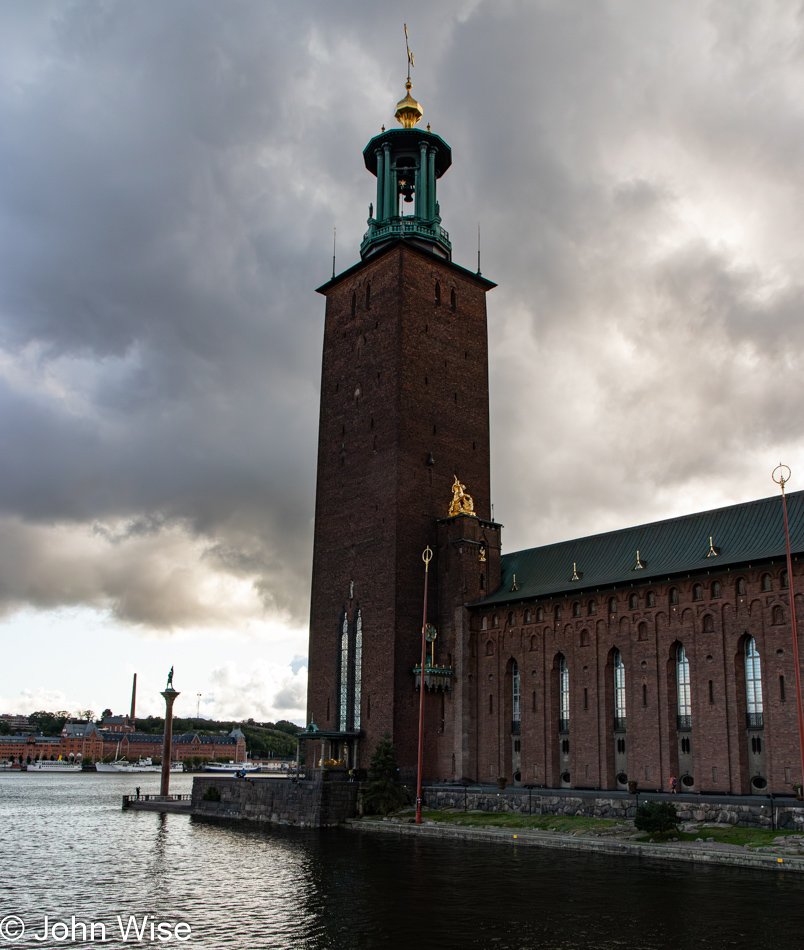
[421,786,804,831]
[191,776,358,828]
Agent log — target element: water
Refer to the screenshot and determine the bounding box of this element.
[0,772,802,949]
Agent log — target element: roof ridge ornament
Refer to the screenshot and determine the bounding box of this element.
[706,536,718,558]
[570,562,580,581]
[511,573,519,592]
[633,550,644,571]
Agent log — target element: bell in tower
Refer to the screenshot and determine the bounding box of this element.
[360,79,453,261]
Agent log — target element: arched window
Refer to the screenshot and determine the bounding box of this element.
[353,610,362,729]
[536,606,544,622]
[587,600,597,616]
[642,683,648,707]
[646,590,655,608]
[702,614,714,633]
[737,577,747,596]
[450,288,457,310]
[669,587,679,605]
[435,281,441,306]
[629,593,638,610]
[676,644,691,728]
[772,605,783,624]
[638,622,648,641]
[692,584,703,601]
[781,570,789,589]
[507,610,515,627]
[554,605,562,621]
[481,616,488,631]
[512,661,520,726]
[745,637,763,727]
[580,629,590,647]
[711,581,721,599]
[573,602,581,618]
[524,608,532,624]
[608,596,617,614]
[614,650,626,727]
[492,614,499,628]
[761,573,772,592]
[339,615,349,731]
[559,656,569,730]
[486,640,494,656]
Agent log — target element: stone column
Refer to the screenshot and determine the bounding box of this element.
[375,148,385,221]
[160,687,180,796]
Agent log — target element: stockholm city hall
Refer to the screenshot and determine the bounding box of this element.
[303,75,804,797]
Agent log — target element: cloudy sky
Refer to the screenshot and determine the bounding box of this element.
[2,1,804,724]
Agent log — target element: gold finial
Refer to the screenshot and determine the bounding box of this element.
[571,562,580,581]
[511,574,519,592]
[634,550,644,570]
[396,24,423,128]
[448,475,476,518]
[706,536,718,558]
[395,80,423,128]
[427,123,431,132]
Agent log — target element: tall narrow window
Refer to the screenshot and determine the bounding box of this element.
[676,644,691,728]
[512,661,520,727]
[614,650,626,728]
[339,615,349,731]
[435,281,441,306]
[353,610,362,730]
[780,674,786,702]
[559,656,569,731]
[745,636,763,728]
[642,683,647,707]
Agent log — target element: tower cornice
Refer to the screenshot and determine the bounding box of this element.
[316,239,496,296]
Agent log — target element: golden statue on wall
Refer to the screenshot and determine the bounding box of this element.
[448,475,476,518]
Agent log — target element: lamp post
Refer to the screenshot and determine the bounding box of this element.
[415,545,433,825]
[772,464,804,793]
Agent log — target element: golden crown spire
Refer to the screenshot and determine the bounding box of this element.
[395,25,423,128]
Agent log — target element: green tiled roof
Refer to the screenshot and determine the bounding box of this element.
[478,491,804,607]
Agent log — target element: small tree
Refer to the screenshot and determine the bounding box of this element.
[362,733,403,816]
[634,801,679,837]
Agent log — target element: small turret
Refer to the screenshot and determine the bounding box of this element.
[360,78,452,261]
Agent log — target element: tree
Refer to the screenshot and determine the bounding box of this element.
[101,709,113,720]
[362,734,404,816]
[634,801,679,837]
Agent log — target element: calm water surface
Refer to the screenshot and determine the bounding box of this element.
[0,772,802,949]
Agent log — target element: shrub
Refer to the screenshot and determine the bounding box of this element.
[202,786,221,802]
[362,734,404,816]
[634,801,679,836]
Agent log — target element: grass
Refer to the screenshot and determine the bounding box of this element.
[388,809,804,848]
[394,809,622,834]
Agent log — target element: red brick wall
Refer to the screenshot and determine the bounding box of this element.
[461,561,803,795]
[307,242,494,777]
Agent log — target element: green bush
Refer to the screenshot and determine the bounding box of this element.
[202,786,221,802]
[362,734,404,816]
[634,800,679,836]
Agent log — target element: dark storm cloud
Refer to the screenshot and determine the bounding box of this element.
[1,1,803,633]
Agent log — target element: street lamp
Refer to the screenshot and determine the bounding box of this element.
[772,464,804,794]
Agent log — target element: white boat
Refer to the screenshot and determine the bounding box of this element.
[96,759,183,773]
[204,761,261,774]
[26,760,82,772]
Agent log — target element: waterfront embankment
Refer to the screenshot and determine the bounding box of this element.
[347,815,804,873]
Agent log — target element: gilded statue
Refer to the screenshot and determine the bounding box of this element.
[448,475,476,518]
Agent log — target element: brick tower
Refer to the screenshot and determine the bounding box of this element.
[305,79,496,779]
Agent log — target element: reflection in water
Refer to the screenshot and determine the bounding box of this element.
[0,773,802,950]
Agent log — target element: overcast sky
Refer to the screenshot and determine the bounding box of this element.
[2,1,804,724]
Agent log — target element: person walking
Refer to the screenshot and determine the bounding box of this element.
[669,776,677,794]
[135,786,141,800]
